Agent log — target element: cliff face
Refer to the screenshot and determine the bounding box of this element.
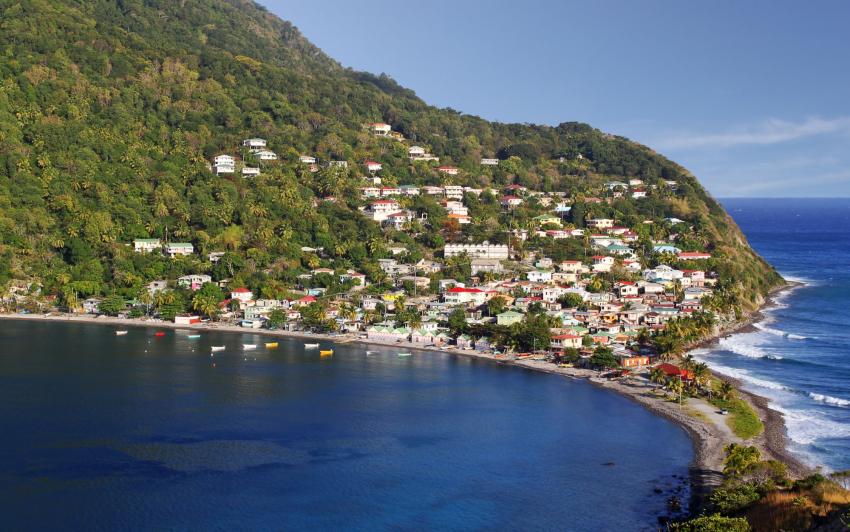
[0,0,781,309]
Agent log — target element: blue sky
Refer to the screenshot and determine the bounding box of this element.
[262,0,850,197]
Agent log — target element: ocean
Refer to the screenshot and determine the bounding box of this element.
[695,198,850,471]
[0,320,692,530]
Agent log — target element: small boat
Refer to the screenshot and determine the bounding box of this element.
[366,350,378,355]
[187,334,201,339]
[154,331,166,337]
[304,343,320,349]
[397,352,412,358]
[265,342,279,348]
[115,330,128,336]
[319,349,334,356]
[243,344,257,350]
[211,346,225,352]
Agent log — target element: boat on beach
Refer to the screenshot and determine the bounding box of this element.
[304,343,320,348]
[265,342,278,348]
[320,349,334,356]
[211,346,225,352]
[115,330,128,336]
[243,344,257,350]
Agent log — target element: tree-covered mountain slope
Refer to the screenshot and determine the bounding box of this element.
[0,0,781,313]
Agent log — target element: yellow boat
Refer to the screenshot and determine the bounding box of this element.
[320,349,334,356]
[265,342,279,348]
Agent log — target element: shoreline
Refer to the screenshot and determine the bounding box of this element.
[0,286,811,516]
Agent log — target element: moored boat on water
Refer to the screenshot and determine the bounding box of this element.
[210,346,225,352]
[187,334,201,339]
[397,352,412,358]
[154,331,166,337]
[115,330,128,336]
[243,344,257,350]
[320,349,333,356]
[265,342,278,348]
[305,343,319,348]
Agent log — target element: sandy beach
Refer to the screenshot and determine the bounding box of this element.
[0,284,811,514]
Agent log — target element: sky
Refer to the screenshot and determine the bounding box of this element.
[262,0,850,197]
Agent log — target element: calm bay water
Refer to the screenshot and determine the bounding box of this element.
[698,198,850,470]
[0,320,691,530]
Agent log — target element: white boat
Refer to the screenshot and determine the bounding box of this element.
[304,343,320,349]
[211,346,225,352]
[243,344,257,350]
[115,330,128,336]
[397,352,412,358]
[187,334,201,339]
[366,350,378,355]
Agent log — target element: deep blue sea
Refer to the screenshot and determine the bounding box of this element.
[0,321,692,531]
[697,198,850,471]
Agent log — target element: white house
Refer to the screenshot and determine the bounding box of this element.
[443,185,464,199]
[365,160,383,172]
[230,287,254,303]
[213,154,235,174]
[360,186,381,198]
[408,146,425,158]
[369,122,392,135]
[254,150,278,161]
[299,155,317,164]
[437,166,459,175]
[164,242,193,257]
[527,270,553,283]
[208,251,225,263]
[367,200,400,222]
[443,287,486,306]
[501,195,523,208]
[587,218,614,230]
[444,243,509,260]
[242,138,267,149]
[480,158,499,166]
[242,166,261,177]
[591,255,615,273]
[178,274,212,291]
[134,238,161,253]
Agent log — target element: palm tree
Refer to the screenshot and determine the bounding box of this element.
[649,366,666,394]
[192,293,219,321]
[719,381,734,401]
[667,376,685,405]
[681,354,696,370]
[692,362,709,389]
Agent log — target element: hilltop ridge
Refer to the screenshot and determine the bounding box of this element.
[0,0,781,315]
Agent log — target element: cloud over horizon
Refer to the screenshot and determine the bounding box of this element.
[655,116,850,151]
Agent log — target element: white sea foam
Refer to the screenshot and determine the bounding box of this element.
[718,334,772,359]
[697,360,789,391]
[753,322,809,340]
[808,393,850,407]
[772,406,850,446]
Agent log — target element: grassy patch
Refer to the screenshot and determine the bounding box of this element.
[711,396,764,439]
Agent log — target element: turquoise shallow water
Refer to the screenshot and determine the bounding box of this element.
[0,320,692,530]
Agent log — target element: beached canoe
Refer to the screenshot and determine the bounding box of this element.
[265,342,278,348]
[116,330,128,336]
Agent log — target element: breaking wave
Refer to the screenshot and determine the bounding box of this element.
[808,393,850,407]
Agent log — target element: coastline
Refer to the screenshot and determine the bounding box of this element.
[0,286,810,515]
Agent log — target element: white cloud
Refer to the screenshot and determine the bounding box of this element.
[656,116,850,150]
[717,169,850,196]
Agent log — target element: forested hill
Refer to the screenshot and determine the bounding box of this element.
[0,0,780,311]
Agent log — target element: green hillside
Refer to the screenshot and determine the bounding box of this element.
[0,0,781,312]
